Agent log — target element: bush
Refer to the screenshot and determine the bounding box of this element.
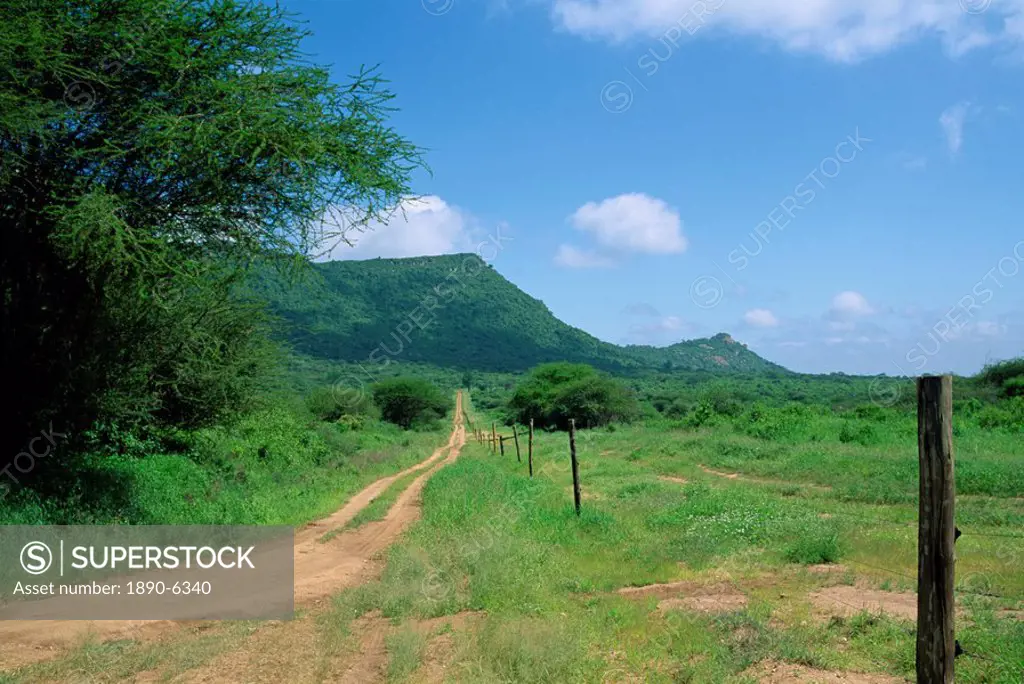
[784,527,841,564]
[976,397,1024,431]
[838,421,879,446]
[305,386,376,422]
[979,358,1024,397]
[372,377,451,429]
[508,362,639,430]
[685,399,716,428]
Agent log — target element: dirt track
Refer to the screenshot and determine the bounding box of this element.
[0,392,467,673]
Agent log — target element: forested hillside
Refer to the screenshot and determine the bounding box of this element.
[258,254,788,375]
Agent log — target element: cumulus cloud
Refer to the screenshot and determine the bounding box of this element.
[744,309,779,328]
[830,291,875,318]
[568,193,687,255]
[320,195,477,260]
[548,0,1019,62]
[554,244,616,268]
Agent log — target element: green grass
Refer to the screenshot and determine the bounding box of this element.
[385,626,427,682]
[320,469,424,543]
[5,394,1022,683]
[312,407,1024,683]
[0,407,448,526]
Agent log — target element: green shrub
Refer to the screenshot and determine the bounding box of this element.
[372,377,451,429]
[979,357,1024,397]
[838,421,879,446]
[685,399,716,428]
[784,528,841,564]
[305,385,376,422]
[976,397,1024,431]
[508,362,639,430]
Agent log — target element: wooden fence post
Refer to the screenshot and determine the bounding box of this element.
[917,375,956,684]
[499,435,505,456]
[528,419,534,478]
[569,418,581,517]
[512,425,521,463]
[491,423,497,454]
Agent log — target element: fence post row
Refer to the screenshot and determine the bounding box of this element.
[916,375,956,684]
[568,418,581,517]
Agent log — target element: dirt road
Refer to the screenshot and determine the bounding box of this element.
[0,391,467,675]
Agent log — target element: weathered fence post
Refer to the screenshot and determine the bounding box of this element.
[499,435,505,456]
[491,423,497,454]
[569,418,581,517]
[528,419,534,478]
[917,375,955,684]
[512,425,521,463]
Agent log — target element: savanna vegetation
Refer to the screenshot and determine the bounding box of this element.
[257,254,785,375]
[2,0,1022,681]
[0,0,441,525]
[15,363,1023,682]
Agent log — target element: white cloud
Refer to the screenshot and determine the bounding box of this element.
[549,0,1019,62]
[975,320,1003,337]
[940,102,972,154]
[660,315,685,331]
[569,193,687,254]
[830,291,875,317]
[320,195,476,260]
[744,308,779,328]
[554,244,616,268]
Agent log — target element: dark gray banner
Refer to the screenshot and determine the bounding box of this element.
[0,526,293,620]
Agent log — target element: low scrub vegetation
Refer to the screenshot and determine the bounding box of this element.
[507,362,639,429]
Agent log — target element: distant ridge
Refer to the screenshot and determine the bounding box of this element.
[258,253,790,375]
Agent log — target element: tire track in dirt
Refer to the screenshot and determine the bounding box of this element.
[0,392,466,673]
[176,392,467,683]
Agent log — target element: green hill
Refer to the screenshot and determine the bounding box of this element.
[258,253,789,375]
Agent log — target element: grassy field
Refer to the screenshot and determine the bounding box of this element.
[314,403,1023,683]
[0,405,449,527]
[3,394,1021,683]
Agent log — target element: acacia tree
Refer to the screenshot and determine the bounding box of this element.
[0,0,422,492]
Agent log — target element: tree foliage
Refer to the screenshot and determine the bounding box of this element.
[256,255,785,375]
[0,0,421,488]
[372,377,450,429]
[979,358,1024,398]
[508,362,639,430]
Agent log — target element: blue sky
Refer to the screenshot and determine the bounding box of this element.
[298,0,1024,375]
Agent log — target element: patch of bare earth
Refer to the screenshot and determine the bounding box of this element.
[565,485,602,501]
[617,581,748,615]
[179,407,467,683]
[0,394,467,677]
[698,465,832,493]
[808,586,917,621]
[743,660,905,683]
[658,475,689,485]
[408,612,483,684]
